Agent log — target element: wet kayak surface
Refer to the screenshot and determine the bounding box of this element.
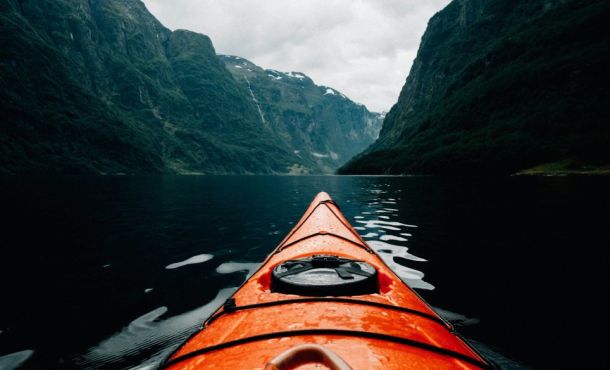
[1,175,608,369]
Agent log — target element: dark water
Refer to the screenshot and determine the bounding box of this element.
[1,175,608,369]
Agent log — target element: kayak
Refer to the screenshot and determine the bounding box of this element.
[163,192,492,369]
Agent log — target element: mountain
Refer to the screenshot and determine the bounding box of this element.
[220,55,382,173]
[0,0,378,175]
[339,0,610,175]
[1,0,308,174]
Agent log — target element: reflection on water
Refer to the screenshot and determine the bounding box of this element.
[76,289,235,370]
[76,261,257,369]
[354,185,435,291]
[215,262,259,276]
[0,350,34,370]
[164,254,214,270]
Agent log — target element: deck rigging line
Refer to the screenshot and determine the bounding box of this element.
[163,328,493,369]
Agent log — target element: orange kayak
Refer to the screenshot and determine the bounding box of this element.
[163,192,492,369]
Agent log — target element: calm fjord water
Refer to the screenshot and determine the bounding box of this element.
[1,176,608,369]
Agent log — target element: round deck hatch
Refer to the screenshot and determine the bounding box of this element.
[271,255,378,296]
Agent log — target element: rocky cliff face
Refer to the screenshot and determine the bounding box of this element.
[220,55,382,173]
[340,0,610,174]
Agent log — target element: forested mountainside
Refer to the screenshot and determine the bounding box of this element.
[221,55,382,173]
[339,0,610,175]
[0,0,379,174]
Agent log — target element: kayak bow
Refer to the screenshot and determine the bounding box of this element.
[163,192,492,369]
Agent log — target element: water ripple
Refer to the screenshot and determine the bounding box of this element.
[76,288,235,369]
[366,240,427,262]
[0,350,34,370]
[215,262,259,277]
[165,254,213,270]
[355,188,434,291]
[379,234,408,242]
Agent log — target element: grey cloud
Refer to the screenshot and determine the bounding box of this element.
[142,0,451,112]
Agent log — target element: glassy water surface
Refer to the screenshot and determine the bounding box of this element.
[1,176,608,369]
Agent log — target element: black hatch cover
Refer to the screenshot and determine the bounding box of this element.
[271,255,378,296]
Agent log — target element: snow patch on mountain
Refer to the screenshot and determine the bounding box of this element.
[286,72,306,80]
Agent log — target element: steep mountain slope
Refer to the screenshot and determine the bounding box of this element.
[0,0,303,174]
[339,0,610,175]
[220,55,382,173]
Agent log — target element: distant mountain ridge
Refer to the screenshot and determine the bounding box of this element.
[340,0,610,175]
[220,55,382,173]
[0,0,379,174]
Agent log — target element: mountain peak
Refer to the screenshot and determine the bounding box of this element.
[220,55,382,173]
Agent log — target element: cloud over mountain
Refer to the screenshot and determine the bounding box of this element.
[142,0,451,112]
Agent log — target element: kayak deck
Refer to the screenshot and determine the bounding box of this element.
[164,192,491,369]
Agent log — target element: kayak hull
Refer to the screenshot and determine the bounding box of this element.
[164,192,490,369]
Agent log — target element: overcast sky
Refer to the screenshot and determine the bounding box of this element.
[142,0,451,113]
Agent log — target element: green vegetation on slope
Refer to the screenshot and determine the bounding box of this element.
[0,0,161,173]
[339,0,610,175]
[517,160,610,176]
[0,0,303,174]
[220,56,382,173]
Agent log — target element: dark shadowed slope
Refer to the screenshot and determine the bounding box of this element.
[339,0,610,175]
